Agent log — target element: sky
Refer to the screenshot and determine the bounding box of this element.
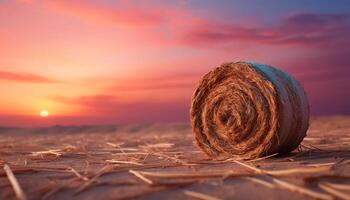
[0,0,349,126]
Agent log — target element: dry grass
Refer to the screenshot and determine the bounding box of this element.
[0,116,349,199]
[318,183,350,200]
[3,164,27,200]
[184,190,222,200]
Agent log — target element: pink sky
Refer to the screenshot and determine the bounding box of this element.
[0,0,349,126]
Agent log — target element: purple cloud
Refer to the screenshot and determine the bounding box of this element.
[182,13,350,47]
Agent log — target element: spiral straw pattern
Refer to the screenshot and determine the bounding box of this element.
[190,61,309,159]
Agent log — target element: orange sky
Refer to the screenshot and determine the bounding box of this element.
[0,0,349,126]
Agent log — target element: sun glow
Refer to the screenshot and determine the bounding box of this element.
[40,110,49,117]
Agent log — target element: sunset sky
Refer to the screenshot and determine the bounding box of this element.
[0,0,349,126]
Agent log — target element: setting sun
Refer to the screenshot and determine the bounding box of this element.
[40,110,49,117]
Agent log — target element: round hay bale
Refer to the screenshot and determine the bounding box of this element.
[190,61,309,159]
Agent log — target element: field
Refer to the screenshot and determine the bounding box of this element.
[0,116,349,200]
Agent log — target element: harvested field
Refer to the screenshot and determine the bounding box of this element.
[0,116,349,200]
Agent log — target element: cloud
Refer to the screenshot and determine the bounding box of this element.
[284,13,348,29]
[44,1,350,50]
[15,0,350,49]
[51,95,117,107]
[181,13,350,48]
[0,70,60,83]
[108,73,200,91]
[276,48,350,116]
[50,94,189,123]
[45,0,189,29]
[286,53,350,84]
[49,73,200,122]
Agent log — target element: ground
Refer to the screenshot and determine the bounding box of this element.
[0,116,349,200]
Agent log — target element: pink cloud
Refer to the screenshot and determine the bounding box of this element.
[48,72,203,122]
[44,1,350,51]
[51,95,118,108]
[108,73,200,91]
[0,70,60,83]
[274,48,350,116]
[181,13,350,48]
[50,94,189,123]
[42,0,203,48]
[44,0,193,29]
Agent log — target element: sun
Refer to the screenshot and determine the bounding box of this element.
[40,110,49,117]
